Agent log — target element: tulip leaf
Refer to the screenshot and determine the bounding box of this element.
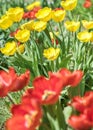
[63,106,72,123]
[8,52,35,77]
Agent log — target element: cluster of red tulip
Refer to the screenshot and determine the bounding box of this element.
[0,67,84,130]
[83,0,92,8]
[23,6,41,19]
[69,91,93,130]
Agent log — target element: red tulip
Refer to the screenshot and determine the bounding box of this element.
[59,68,83,87]
[28,11,36,19]
[0,67,30,97]
[32,6,41,13]
[9,69,30,92]
[22,12,29,19]
[83,0,92,8]
[23,72,63,105]
[6,98,42,130]
[84,107,93,124]
[68,114,91,130]
[70,91,93,112]
[23,6,41,19]
[0,68,16,97]
[68,91,93,130]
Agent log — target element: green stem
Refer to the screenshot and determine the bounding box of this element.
[67,31,70,54]
[59,22,65,55]
[0,66,8,72]
[58,22,64,41]
[46,102,67,130]
[46,105,59,130]
[56,100,67,130]
[52,60,56,72]
[30,34,41,76]
[7,94,16,104]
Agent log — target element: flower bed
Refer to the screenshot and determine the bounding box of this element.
[0,0,93,130]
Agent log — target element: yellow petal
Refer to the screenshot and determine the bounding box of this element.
[43,47,60,61]
[35,7,52,22]
[15,29,30,42]
[77,31,92,42]
[61,0,77,10]
[26,1,40,11]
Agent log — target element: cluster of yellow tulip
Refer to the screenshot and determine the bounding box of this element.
[0,0,93,62]
[0,41,25,56]
[0,7,24,30]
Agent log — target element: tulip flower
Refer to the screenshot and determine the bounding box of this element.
[77,31,92,42]
[70,91,93,112]
[68,114,91,130]
[20,20,34,31]
[33,21,47,32]
[68,91,93,130]
[82,20,93,30]
[52,9,66,22]
[6,7,24,22]
[0,15,13,30]
[61,0,77,11]
[26,1,41,11]
[0,41,25,56]
[43,47,60,61]
[83,0,92,8]
[23,6,41,19]
[65,21,80,32]
[15,29,30,43]
[6,98,42,130]
[0,67,30,97]
[23,72,64,105]
[59,68,83,87]
[35,7,52,22]
[17,44,25,53]
[0,41,16,56]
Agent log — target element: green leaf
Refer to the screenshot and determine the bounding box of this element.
[8,52,35,77]
[63,106,72,123]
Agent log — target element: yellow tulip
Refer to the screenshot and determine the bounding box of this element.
[0,15,13,30]
[26,1,40,11]
[61,0,77,10]
[0,41,16,56]
[65,21,80,32]
[77,31,92,42]
[15,29,30,43]
[82,20,93,30]
[6,7,24,22]
[33,21,47,32]
[52,10,66,22]
[20,20,34,31]
[43,47,60,61]
[35,7,52,22]
[0,41,25,56]
[17,44,25,53]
